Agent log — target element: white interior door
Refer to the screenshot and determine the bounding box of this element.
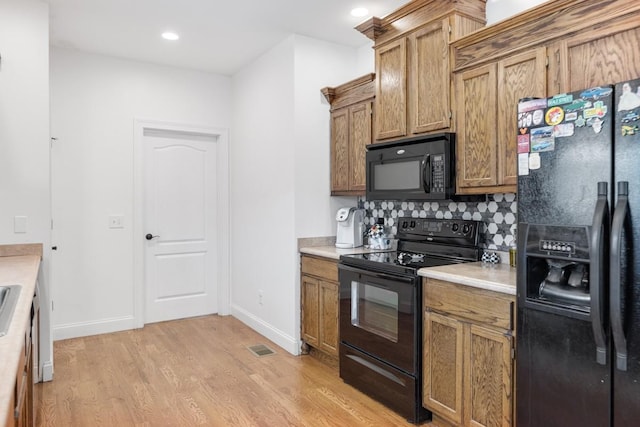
[143,128,218,323]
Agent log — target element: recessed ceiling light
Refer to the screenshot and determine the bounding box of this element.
[351,7,369,17]
[161,32,180,41]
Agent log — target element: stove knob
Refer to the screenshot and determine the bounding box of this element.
[402,221,408,229]
[410,220,416,228]
[452,223,459,232]
[463,224,471,234]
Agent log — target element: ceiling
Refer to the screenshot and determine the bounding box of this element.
[44,0,410,76]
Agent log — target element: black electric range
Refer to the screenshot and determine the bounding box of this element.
[340,218,482,276]
[337,218,482,423]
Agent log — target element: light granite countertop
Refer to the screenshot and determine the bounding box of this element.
[299,245,394,261]
[418,261,516,295]
[299,237,515,295]
[0,245,41,425]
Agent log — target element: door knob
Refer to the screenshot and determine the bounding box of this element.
[145,233,159,240]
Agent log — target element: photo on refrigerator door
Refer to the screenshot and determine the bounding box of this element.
[616,78,640,139]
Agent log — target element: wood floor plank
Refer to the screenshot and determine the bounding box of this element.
[36,315,421,426]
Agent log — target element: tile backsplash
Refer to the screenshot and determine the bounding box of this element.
[363,193,517,251]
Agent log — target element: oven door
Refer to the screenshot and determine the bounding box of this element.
[339,263,419,374]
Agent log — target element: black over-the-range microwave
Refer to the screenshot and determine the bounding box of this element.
[366,132,456,201]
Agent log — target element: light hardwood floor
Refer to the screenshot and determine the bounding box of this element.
[36,315,420,426]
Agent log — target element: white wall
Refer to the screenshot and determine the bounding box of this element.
[293,35,366,239]
[0,0,53,380]
[49,48,231,339]
[486,0,551,25]
[230,36,297,352]
[355,42,375,76]
[230,35,361,354]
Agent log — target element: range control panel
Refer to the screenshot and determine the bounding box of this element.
[397,218,481,246]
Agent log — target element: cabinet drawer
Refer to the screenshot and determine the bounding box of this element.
[301,256,338,282]
[424,279,514,331]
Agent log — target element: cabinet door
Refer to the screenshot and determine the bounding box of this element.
[301,275,319,347]
[5,381,15,427]
[375,38,407,140]
[497,48,547,187]
[409,19,450,134]
[318,280,339,356]
[561,26,640,92]
[455,63,498,191]
[423,311,464,425]
[464,324,513,427]
[348,102,371,193]
[330,108,349,193]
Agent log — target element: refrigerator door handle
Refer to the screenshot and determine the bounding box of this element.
[590,182,609,365]
[611,181,629,371]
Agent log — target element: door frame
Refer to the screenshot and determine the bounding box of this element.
[133,118,230,328]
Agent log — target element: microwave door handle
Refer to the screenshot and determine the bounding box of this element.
[422,154,431,193]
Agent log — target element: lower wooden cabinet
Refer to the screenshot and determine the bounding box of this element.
[300,255,339,357]
[423,278,515,427]
[7,321,34,427]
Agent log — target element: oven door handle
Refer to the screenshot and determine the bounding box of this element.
[338,264,417,285]
[369,272,416,285]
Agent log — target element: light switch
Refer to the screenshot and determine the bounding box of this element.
[109,215,124,229]
[14,216,27,233]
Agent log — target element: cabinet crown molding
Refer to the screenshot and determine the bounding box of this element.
[321,73,375,110]
[356,0,486,44]
[452,0,640,71]
[355,17,384,41]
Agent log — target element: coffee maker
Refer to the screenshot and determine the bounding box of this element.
[335,207,364,248]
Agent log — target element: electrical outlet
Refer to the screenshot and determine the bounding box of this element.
[108,215,124,229]
[14,216,27,233]
[258,290,264,306]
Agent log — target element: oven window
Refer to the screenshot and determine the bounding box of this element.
[373,160,420,191]
[351,281,399,342]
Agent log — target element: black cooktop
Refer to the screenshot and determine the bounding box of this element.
[340,250,465,275]
[339,218,482,276]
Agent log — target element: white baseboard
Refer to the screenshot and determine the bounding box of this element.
[53,315,137,341]
[230,304,300,356]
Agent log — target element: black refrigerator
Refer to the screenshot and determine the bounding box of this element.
[516,79,640,426]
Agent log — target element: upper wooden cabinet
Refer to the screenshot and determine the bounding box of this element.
[375,38,407,139]
[357,0,486,142]
[322,74,374,196]
[455,49,547,194]
[451,0,640,195]
[553,26,640,93]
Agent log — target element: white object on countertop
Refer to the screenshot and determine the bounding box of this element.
[335,207,364,248]
[368,236,391,250]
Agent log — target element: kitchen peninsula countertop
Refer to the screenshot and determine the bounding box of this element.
[419,261,516,295]
[0,244,42,425]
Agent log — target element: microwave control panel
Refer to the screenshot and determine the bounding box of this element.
[432,154,445,193]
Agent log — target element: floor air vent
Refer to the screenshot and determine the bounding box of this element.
[248,344,275,357]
